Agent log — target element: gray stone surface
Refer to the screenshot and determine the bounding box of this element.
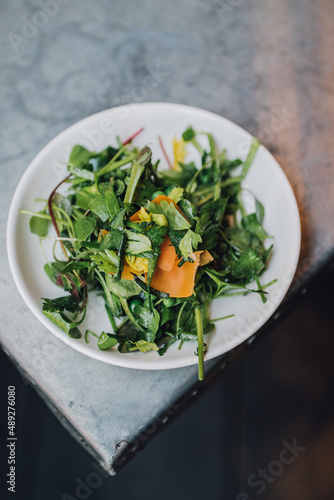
[2,0,334,472]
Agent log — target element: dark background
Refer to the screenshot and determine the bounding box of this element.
[1,260,334,500]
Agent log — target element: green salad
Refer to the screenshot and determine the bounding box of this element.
[21,127,275,380]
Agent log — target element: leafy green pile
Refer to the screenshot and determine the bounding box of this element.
[22,127,275,380]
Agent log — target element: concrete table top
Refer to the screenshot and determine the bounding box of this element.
[1,0,334,473]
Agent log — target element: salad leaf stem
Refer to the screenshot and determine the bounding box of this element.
[48,174,72,261]
[195,305,204,381]
[158,136,173,169]
[241,137,260,178]
[123,127,144,145]
[96,154,137,178]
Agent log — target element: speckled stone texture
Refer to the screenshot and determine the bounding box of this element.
[1,0,334,471]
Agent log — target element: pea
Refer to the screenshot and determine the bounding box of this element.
[199,171,209,184]
[152,190,165,199]
[97,332,117,351]
[143,299,150,308]
[129,298,142,312]
[163,297,175,308]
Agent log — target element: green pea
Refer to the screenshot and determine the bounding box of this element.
[163,297,175,308]
[199,171,209,184]
[152,190,165,199]
[143,299,151,308]
[129,298,142,312]
[97,332,117,351]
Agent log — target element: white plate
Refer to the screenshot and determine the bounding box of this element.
[7,103,301,370]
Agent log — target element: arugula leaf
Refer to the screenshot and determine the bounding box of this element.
[105,274,142,298]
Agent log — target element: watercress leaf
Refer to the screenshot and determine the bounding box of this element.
[74,217,96,241]
[52,193,72,216]
[241,213,268,240]
[75,185,99,210]
[89,195,109,222]
[105,274,142,298]
[110,208,126,230]
[105,188,120,219]
[69,145,93,168]
[68,165,95,180]
[44,262,66,285]
[29,213,50,237]
[182,127,196,142]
